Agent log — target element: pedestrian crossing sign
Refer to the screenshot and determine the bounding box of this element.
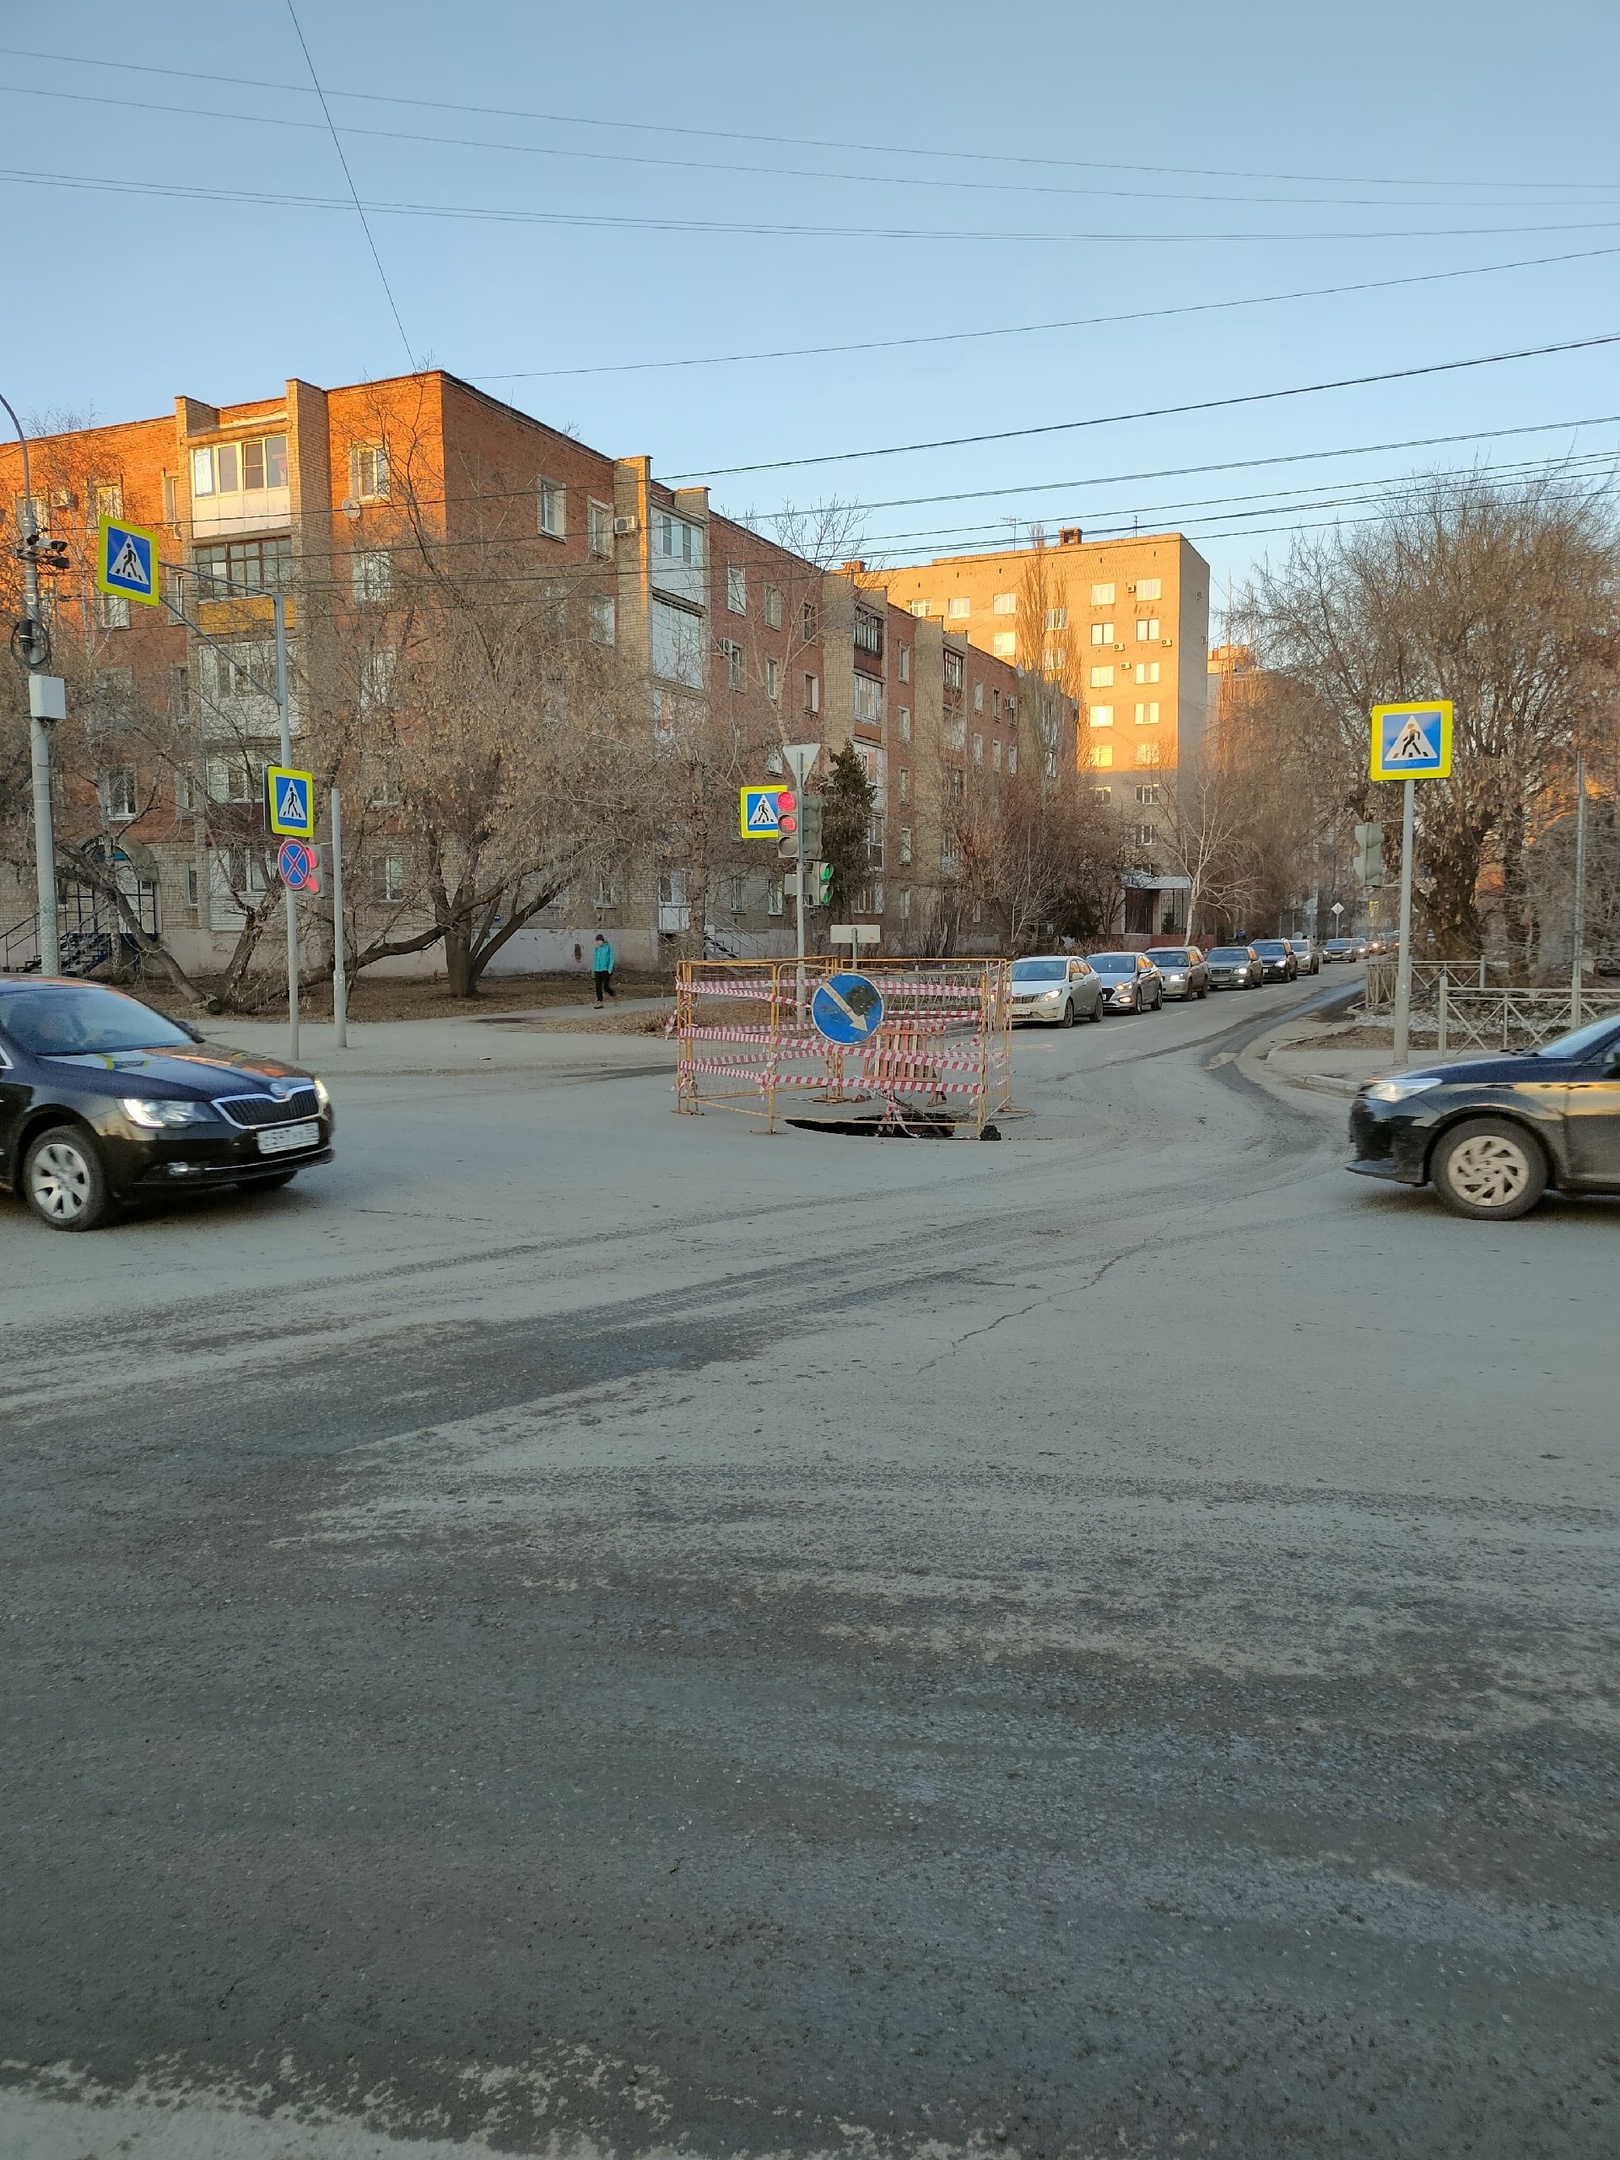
[95,515,160,608]
[739,786,785,838]
[1371,701,1452,782]
[265,764,316,838]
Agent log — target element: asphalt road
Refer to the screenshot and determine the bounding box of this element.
[2,973,1615,2160]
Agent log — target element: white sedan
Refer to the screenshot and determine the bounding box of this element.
[1009,955,1105,1027]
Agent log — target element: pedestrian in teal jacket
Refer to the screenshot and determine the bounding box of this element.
[592,932,616,1004]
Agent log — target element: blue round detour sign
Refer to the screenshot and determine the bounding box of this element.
[811,971,884,1047]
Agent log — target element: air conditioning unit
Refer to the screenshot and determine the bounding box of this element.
[613,515,637,536]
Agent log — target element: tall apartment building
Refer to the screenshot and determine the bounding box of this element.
[876,529,1211,786]
[2,370,1057,974]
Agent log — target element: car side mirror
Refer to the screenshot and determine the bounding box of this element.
[1604,1044,1620,1076]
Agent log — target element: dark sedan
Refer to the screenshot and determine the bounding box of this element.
[1087,952,1164,1013]
[0,978,334,1231]
[1251,939,1298,983]
[1206,945,1262,990]
[1347,1013,1620,1219]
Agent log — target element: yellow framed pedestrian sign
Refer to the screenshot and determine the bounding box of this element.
[265,765,316,839]
[95,514,161,608]
[1370,701,1452,782]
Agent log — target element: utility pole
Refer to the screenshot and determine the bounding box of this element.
[330,785,348,1048]
[1570,751,1588,1031]
[1391,778,1416,1067]
[274,589,298,1061]
[2,391,60,977]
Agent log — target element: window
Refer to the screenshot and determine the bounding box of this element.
[802,599,820,642]
[1136,741,1161,767]
[94,666,134,705]
[1136,823,1158,847]
[993,688,1002,717]
[1136,617,1161,642]
[726,564,746,614]
[973,681,984,712]
[352,549,392,604]
[853,675,882,728]
[899,824,913,865]
[898,644,910,683]
[767,877,783,917]
[588,499,614,557]
[1006,693,1017,720]
[1043,752,1057,781]
[170,664,190,724]
[898,767,910,804]
[538,478,566,539]
[898,706,911,743]
[1090,665,1113,688]
[597,873,616,908]
[1007,744,1017,775]
[992,632,1016,658]
[1091,743,1114,769]
[718,636,743,687]
[94,481,123,521]
[943,649,964,691]
[764,584,782,630]
[947,597,970,619]
[1136,784,1161,804]
[97,592,130,631]
[1134,701,1160,725]
[1135,660,1161,684]
[764,656,780,701]
[1091,582,1115,605]
[729,874,747,915]
[366,760,402,806]
[908,599,930,618]
[992,738,1002,772]
[358,645,397,710]
[972,734,983,767]
[1135,577,1161,601]
[13,491,47,541]
[853,608,883,662]
[101,767,137,820]
[803,671,820,715]
[194,534,292,597]
[372,854,407,905]
[993,591,1017,615]
[653,510,702,568]
[185,865,199,907]
[1090,705,1114,728]
[163,473,179,524]
[589,595,617,647]
[1091,621,1114,646]
[651,598,705,688]
[900,886,912,927]
[1045,607,1068,630]
[207,756,257,804]
[195,435,289,498]
[1095,785,1113,804]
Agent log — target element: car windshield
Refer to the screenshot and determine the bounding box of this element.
[0,984,195,1056]
[1089,953,1137,972]
[1151,951,1190,967]
[1209,948,1249,963]
[1536,1015,1620,1061]
[1254,941,1288,955]
[1012,960,1067,982]
[1288,940,1311,950]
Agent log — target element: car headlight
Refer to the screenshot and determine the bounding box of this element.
[313,1077,331,1111]
[123,1097,213,1128]
[1365,1073,1445,1103]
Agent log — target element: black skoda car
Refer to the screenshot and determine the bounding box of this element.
[0,978,334,1231]
[1347,1012,1620,1220]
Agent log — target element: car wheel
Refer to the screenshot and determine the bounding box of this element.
[1062,1001,1075,1028]
[1432,1119,1548,1221]
[1089,995,1103,1023]
[23,1124,115,1232]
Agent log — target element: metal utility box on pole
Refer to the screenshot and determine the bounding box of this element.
[1370,700,1453,1068]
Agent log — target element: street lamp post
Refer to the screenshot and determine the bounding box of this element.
[2,390,60,976]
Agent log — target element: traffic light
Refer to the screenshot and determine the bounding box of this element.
[1353,820,1384,887]
[814,861,833,905]
[776,788,797,837]
[800,796,823,857]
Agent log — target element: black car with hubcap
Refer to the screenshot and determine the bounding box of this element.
[1346,1013,1620,1219]
[0,979,334,1231]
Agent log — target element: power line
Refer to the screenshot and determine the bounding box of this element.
[5,76,1617,216]
[468,244,1620,385]
[5,162,1620,250]
[673,332,1620,483]
[0,43,1612,195]
[282,1,414,372]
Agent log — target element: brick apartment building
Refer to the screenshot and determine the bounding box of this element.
[2,371,1071,978]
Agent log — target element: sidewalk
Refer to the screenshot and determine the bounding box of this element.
[1243,1015,1490,1104]
[201,1004,678,1080]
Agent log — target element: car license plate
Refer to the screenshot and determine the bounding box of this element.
[258,1120,319,1156]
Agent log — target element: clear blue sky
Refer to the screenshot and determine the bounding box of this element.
[6,0,1619,615]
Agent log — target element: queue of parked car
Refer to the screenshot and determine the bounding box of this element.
[1011,936,1347,1026]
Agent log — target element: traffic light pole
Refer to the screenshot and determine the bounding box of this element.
[1392,777,1416,1068]
[274,590,298,1063]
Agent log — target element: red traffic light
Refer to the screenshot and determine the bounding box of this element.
[779,814,798,834]
[776,790,796,816]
